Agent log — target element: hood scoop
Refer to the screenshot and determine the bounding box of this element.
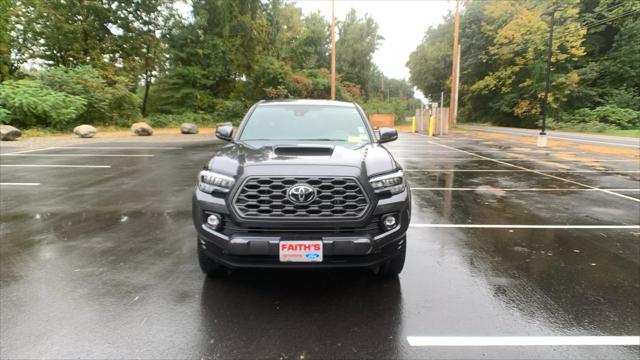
[274,145,334,156]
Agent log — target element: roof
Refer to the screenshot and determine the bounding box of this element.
[258,99,356,107]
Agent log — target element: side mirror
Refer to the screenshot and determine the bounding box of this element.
[215,125,234,142]
[378,127,398,143]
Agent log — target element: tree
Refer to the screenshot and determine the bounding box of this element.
[113,0,176,115]
[336,9,383,95]
[0,0,10,81]
[406,14,454,105]
[600,17,640,110]
[289,12,330,70]
[152,20,233,113]
[265,0,304,62]
[14,0,117,71]
[470,0,586,124]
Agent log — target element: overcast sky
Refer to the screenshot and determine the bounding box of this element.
[295,0,455,80]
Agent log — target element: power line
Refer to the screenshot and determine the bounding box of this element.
[582,2,627,20]
[584,9,640,29]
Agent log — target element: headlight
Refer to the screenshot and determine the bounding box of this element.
[369,170,405,195]
[198,170,235,193]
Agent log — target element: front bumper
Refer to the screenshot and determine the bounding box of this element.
[192,187,411,269]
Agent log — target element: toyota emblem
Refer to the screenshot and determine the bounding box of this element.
[287,184,316,204]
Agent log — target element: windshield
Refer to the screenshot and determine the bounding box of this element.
[239,105,371,143]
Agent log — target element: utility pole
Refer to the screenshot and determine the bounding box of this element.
[448,0,461,127]
[440,91,444,136]
[330,0,336,100]
[538,7,555,147]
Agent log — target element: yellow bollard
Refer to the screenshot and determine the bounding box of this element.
[411,116,416,133]
[428,115,434,137]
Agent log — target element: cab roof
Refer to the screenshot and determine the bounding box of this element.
[258,99,356,107]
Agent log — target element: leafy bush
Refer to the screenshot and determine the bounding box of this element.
[214,100,248,124]
[0,107,11,124]
[107,83,142,126]
[39,66,141,126]
[547,118,618,133]
[566,105,640,129]
[249,56,292,100]
[288,74,313,98]
[0,80,86,129]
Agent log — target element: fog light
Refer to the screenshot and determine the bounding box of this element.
[206,213,221,229]
[383,214,397,229]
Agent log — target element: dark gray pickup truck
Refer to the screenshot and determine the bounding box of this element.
[192,99,411,277]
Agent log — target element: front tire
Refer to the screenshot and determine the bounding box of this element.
[197,241,228,277]
[378,241,406,277]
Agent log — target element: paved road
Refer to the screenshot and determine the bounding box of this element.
[462,125,640,148]
[1,133,639,359]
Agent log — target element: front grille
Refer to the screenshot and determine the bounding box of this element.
[233,176,370,219]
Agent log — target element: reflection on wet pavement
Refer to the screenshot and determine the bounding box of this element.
[1,133,638,359]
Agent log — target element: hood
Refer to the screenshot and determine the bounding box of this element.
[207,140,397,179]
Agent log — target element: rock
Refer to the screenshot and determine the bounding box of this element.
[131,122,153,136]
[0,125,21,141]
[73,124,97,138]
[180,122,198,134]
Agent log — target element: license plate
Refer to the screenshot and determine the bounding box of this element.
[279,241,323,262]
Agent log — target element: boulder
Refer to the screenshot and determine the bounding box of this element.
[180,122,198,134]
[73,124,97,138]
[131,122,153,136]
[0,125,21,141]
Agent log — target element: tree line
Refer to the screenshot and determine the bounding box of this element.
[407,0,639,132]
[0,0,419,131]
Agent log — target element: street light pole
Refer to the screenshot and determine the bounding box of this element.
[448,0,461,128]
[538,8,555,147]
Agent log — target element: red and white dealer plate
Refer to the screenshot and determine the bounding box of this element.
[279,241,323,262]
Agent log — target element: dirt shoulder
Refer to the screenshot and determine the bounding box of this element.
[0,128,217,152]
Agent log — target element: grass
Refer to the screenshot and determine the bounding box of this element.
[22,128,66,137]
[600,129,640,137]
[457,121,639,138]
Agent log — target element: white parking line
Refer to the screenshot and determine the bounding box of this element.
[1,153,154,157]
[410,187,640,192]
[0,182,41,186]
[53,146,182,150]
[405,169,640,173]
[0,164,111,168]
[388,150,599,153]
[410,224,640,229]
[396,157,638,162]
[1,147,56,155]
[406,336,640,347]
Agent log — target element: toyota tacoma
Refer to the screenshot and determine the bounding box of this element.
[192,100,411,276]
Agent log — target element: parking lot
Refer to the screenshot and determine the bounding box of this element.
[1,131,639,359]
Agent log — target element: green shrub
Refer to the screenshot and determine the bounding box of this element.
[566,105,639,129]
[39,66,141,126]
[0,80,86,129]
[249,56,292,100]
[107,83,142,126]
[214,100,247,124]
[0,106,11,124]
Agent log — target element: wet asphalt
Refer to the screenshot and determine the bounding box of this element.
[1,133,639,359]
